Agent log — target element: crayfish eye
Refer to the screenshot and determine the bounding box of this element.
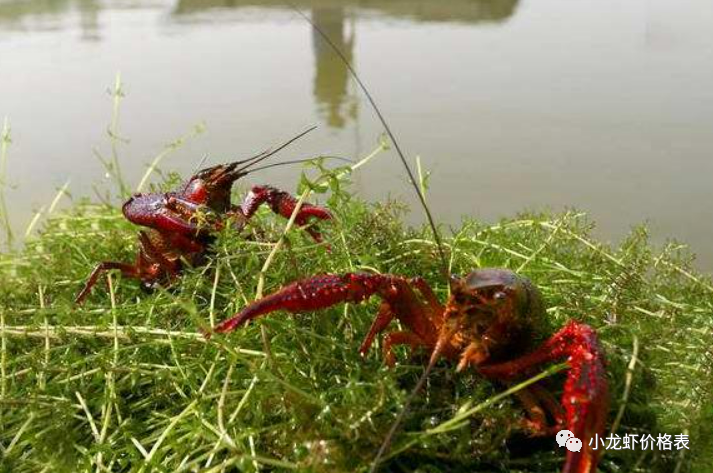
[452,290,467,306]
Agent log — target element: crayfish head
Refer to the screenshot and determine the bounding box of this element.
[182,162,247,212]
[444,269,538,370]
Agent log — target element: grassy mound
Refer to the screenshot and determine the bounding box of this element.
[0,177,711,472]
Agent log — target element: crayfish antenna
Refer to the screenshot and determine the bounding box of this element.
[368,325,455,473]
[290,7,448,279]
[231,125,318,176]
[184,125,318,193]
[292,6,452,471]
[248,155,354,174]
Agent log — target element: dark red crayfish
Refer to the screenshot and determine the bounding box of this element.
[75,134,332,304]
[211,268,608,473]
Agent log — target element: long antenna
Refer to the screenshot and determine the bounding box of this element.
[367,341,445,473]
[291,6,451,471]
[182,126,317,193]
[291,7,448,277]
[234,125,318,175]
[249,155,354,173]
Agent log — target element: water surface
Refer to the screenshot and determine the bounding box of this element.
[1,0,712,268]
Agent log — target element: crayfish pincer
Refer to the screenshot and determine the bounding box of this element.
[75,151,331,304]
[212,268,609,473]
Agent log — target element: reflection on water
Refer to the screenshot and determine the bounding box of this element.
[0,0,519,130]
[0,0,72,24]
[2,0,713,270]
[311,7,356,128]
[174,0,518,127]
[173,0,518,24]
[172,0,519,129]
[0,0,100,40]
[76,0,100,41]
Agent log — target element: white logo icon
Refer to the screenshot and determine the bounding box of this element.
[566,437,583,452]
[556,429,574,447]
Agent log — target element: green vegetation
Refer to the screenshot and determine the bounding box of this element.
[0,161,712,471]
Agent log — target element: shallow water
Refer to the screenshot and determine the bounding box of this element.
[1,0,712,268]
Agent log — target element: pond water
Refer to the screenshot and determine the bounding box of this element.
[1,0,712,269]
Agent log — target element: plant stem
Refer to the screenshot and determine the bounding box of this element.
[108,73,129,198]
[0,117,14,248]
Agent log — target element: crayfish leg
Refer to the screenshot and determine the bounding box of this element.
[514,387,550,435]
[530,383,566,429]
[138,231,182,278]
[359,301,396,356]
[512,384,565,436]
[75,261,141,304]
[381,331,428,367]
[76,232,181,305]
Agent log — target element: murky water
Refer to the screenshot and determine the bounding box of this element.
[1,0,712,268]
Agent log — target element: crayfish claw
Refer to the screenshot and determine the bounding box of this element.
[478,321,608,473]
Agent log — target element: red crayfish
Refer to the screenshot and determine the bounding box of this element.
[211,268,608,473]
[289,15,611,472]
[75,130,332,304]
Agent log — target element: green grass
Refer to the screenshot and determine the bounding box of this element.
[0,165,712,472]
